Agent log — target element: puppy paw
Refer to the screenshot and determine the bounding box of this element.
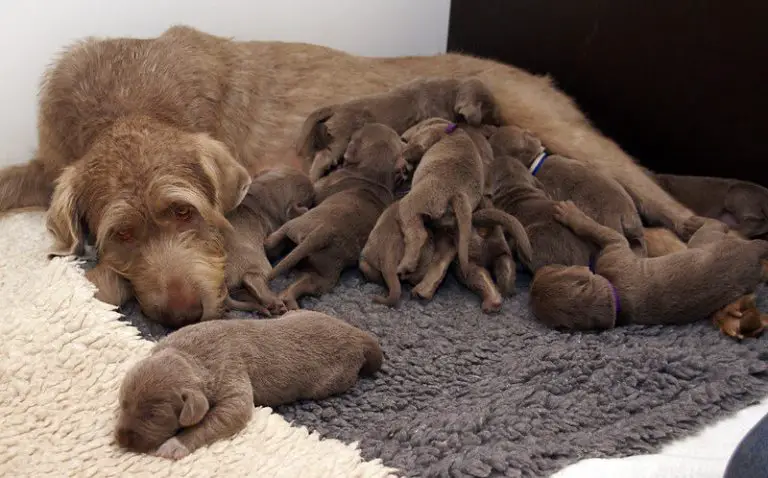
[411,283,435,301]
[481,296,503,314]
[680,215,708,241]
[552,200,581,225]
[279,293,300,311]
[154,437,190,461]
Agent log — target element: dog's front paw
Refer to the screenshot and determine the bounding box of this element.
[154,437,190,461]
[680,215,708,240]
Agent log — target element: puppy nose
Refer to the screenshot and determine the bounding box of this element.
[116,427,136,448]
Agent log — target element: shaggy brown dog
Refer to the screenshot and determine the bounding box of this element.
[492,126,647,256]
[296,77,502,181]
[530,202,768,330]
[265,123,401,309]
[224,167,314,316]
[654,174,768,239]
[396,118,489,278]
[0,25,696,322]
[486,129,594,272]
[115,311,382,460]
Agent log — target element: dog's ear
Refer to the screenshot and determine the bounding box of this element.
[46,165,86,258]
[296,106,335,160]
[195,134,252,213]
[85,263,134,306]
[455,78,497,125]
[178,388,209,427]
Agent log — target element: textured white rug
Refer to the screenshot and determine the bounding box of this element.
[0,211,397,478]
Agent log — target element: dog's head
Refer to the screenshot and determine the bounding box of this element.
[454,77,502,126]
[489,126,543,165]
[530,265,617,330]
[244,167,315,222]
[115,349,209,453]
[722,182,768,239]
[46,117,251,327]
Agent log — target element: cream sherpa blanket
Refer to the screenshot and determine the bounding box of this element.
[0,211,397,478]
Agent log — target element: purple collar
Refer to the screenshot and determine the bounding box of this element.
[445,123,458,134]
[609,283,622,317]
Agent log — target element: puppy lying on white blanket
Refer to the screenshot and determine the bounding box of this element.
[115,311,383,460]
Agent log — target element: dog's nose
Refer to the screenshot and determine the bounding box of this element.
[164,279,204,325]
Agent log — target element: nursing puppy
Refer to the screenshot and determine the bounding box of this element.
[359,199,531,308]
[530,201,768,330]
[654,174,768,239]
[265,123,402,309]
[396,118,489,278]
[298,77,502,182]
[712,294,768,340]
[493,126,647,256]
[486,130,594,272]
[115,311,382,460]
[224,167,314,315]
[359,200,457,306]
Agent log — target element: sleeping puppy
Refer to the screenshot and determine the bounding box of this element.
[530,201,768,330]
[396,118,489,279]
[359,200,457,306]
[224,167,314,315]
[486,129,594,272]
[654,174,768,239]
[115,311,382,460]
[493,126,646,256]
[298,77,502,182]
[264,123,402,309]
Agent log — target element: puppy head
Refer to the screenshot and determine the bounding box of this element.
[342,123,404,172]
[530,265,617,330]
[454,78,502,126]
[401,118,455,162]
[246,166,315,221]
[489,126,543,164]
[115,349,209,453]
[723,182,768,239]
[46,117,251,326]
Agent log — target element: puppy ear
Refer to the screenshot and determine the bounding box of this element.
[46,165,86,258]
[179,388,209,427]
[195,134,252,213]
[296,106,335,159]
[85,263,134,306]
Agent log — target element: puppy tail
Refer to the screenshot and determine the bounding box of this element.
[451,193,473,277]
[359,333,383,376]
[269,229,329,279]
[472,208,534,269]
[372,265,401,307]
[0,159,53,212]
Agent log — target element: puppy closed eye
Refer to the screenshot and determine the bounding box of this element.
[115,227,135,242]
[171,204,194,222]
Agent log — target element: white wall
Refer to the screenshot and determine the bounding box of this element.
[0,0,451,167]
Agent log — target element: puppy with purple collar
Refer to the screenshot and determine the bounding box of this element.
[530,201,768,330]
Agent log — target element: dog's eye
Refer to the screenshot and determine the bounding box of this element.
[173,205,193,222]
[115,228,134,242]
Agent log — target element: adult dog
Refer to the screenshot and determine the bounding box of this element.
[0,25,694,323]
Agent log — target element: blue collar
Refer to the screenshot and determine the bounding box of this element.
[529,151,548,176]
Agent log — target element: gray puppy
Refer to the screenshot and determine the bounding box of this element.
[224,167,314,315]
[493,126,647,256]
[530,201,768,330]
[115,311,383,460]
[396,118,490,278]
[298,77,502,182]
[654,173,768,239]
[486,129,594,272]
[265,123,402,309]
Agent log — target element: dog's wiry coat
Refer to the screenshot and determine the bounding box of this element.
[115,311,382,460]
[0,25,696,321]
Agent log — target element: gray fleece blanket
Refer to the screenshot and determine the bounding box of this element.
[120,269,768,478]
